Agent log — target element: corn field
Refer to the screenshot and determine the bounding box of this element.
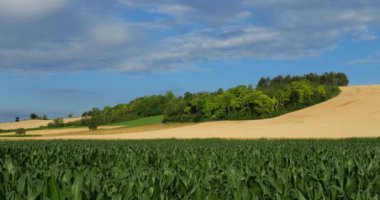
[0,139,380,199]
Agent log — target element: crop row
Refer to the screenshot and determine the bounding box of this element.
[0,139,379,199]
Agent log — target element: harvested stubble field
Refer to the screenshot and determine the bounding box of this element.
[1,85,379,140]
[1,85,380,199]
[0,117,82,130]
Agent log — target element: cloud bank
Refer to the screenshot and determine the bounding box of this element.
[0,0,380,73]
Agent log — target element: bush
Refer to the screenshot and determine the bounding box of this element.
[82,117,99,131]
[53,118,64,126]
[88,124,98,131]
[30,113,40,120]
[15,128,26,136]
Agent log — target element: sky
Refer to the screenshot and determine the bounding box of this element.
[1,0,380,122]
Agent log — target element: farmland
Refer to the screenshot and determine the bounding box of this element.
[1,139,380,199]
[0,117,82,130]
[105,115,165,127]
[1,85,378,140]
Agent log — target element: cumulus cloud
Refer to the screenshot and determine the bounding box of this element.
[89,21,132,46]
[0,0,380,73]
[0,0,66,20]
[121,0,252,25]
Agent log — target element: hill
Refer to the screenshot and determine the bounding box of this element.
[44,85,380,140]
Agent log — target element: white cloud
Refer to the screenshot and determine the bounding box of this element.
[89,21,132,46]
[154,4,193,17]
[1,0,380,73]
[348,51,380,65]
[0,0,66,19]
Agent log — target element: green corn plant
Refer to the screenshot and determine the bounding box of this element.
[0,139,380,199]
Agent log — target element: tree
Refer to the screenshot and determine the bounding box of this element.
[203,97,219,120]
[256,77,270,90]
[266,87,291,111]
[30,113,39,120]
[251,92,276,116]
[82,117,99,131]
[15,117,20,122]
[290,80,314,106]
[164,98,187,121]
[68,114,73,118]
[42,115,48,120]
[15,128,26,136]
[80,72,346,124]
[335,72,349,86]
[53,118,64,126]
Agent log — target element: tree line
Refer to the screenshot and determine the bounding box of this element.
[81,72,348,124]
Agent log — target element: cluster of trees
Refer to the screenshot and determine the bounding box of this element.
[164,86,277,122]
[14,114,47,122]
[81,72,348,124]
[45,117,97,131]
[256,72,348,90]
[82,93,174,125]
[15,113,73,122]
[45,118,83,129]
[29,113,48,120]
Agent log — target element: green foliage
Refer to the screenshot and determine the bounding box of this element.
[82,117,99,130]
[164,73,342,122]
[0,139,379,199]
[42,115,48,120]
[256,72,349,90]
[54,118,64,125]
[81,72,346,123]
[82,93,175,125]
[88,124,98,131]
[47,118,64,128]
[14,128,26,135]
[30,113,40,120]
[15,117,19,122]
[255,73,342,117]
[45,119,82,129]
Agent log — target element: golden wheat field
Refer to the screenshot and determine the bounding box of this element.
[1,85,379,140]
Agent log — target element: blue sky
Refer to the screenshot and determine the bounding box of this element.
[1,0,380,122]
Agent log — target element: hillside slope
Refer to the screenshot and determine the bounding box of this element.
[3,85,380,140]
[65,85,380,139]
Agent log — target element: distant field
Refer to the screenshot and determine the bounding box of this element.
[105,115,165,127]
[1,139,379,198]
[0,117,82,130]
[47,85,380,140]
[1,85,380,140]
[0,115,180,139]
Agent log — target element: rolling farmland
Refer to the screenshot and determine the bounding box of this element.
[2,85,376,140]
[0,117,81,130]
[1,0,379,198]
